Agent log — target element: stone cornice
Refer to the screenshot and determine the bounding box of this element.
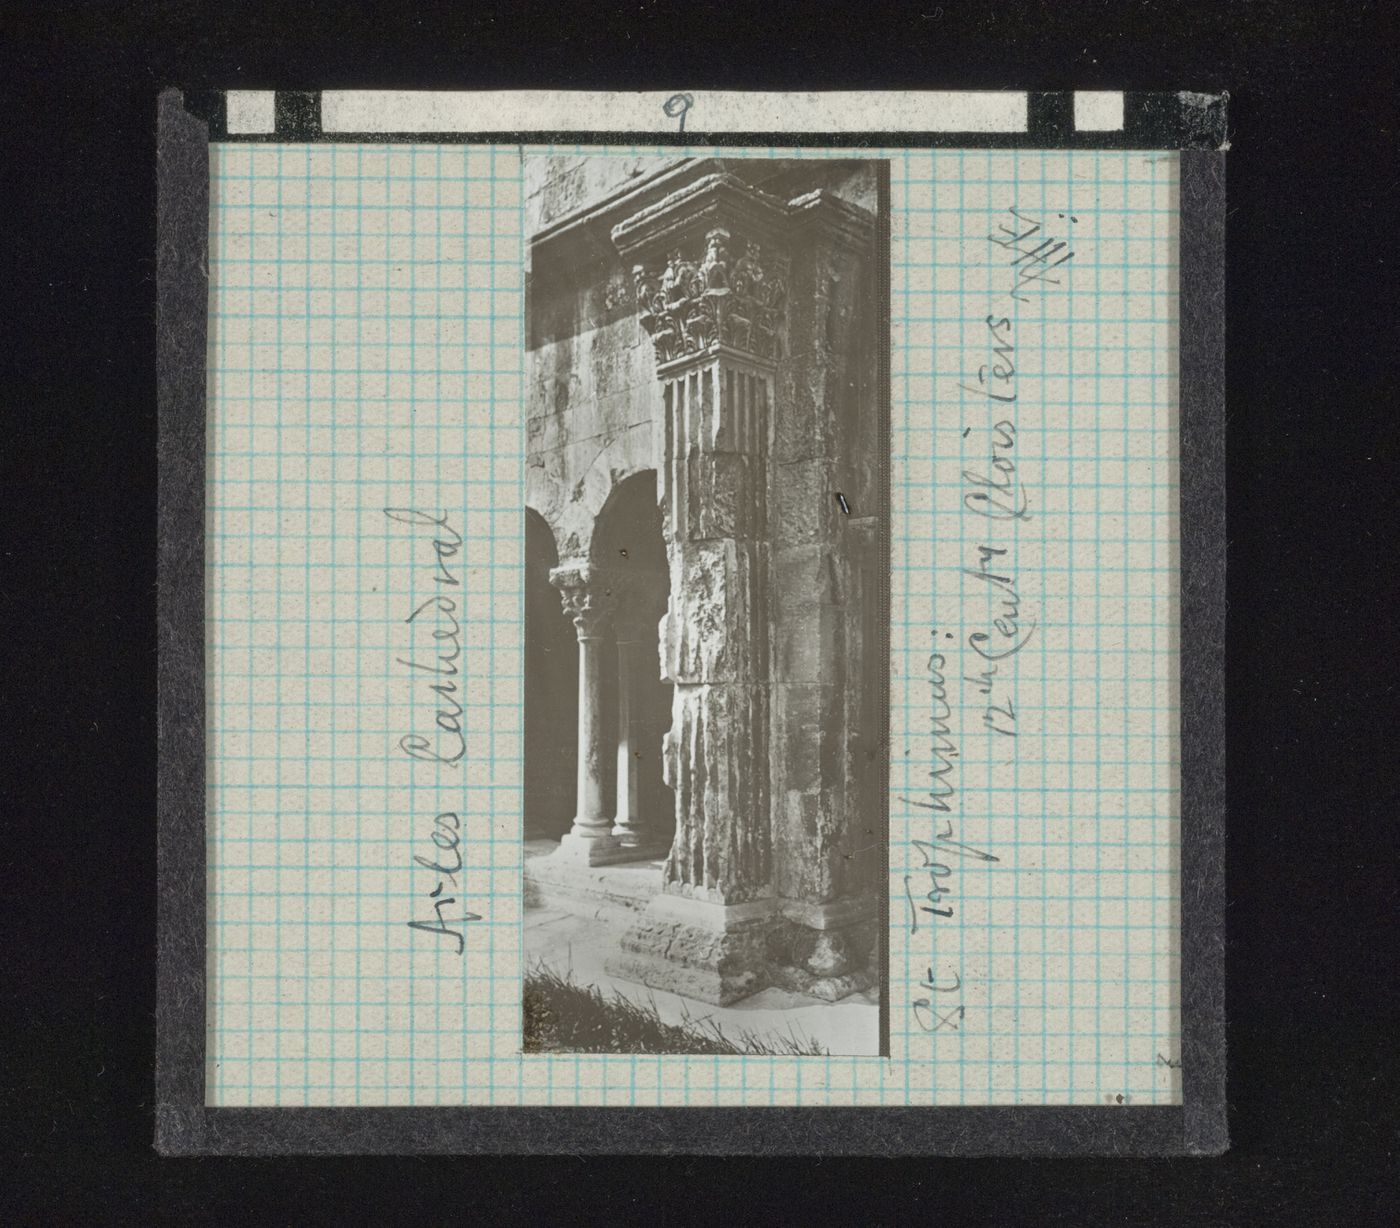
[530,158,749,285]
[609,173,791,263]
[610,174,878,374]
[528,157,877,285]
[786,188,877,252]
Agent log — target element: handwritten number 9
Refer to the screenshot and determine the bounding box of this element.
[663,93,694,133]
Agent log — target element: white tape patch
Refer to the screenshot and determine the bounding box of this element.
[1074,91,1125,132]
[319,90,1030,135]
[226,90,276,135]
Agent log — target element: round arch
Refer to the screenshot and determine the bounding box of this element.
[589,469,667,574]
[589,469,674,852]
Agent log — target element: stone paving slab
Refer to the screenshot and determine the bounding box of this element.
[524,901,879,1057]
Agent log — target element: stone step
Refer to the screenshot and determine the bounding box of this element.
[524,839,667,921]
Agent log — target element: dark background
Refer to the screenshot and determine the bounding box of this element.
[4,2,1396,1222]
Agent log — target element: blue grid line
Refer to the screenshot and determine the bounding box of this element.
[205,143,1182,1108]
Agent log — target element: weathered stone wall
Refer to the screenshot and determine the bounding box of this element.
[770,178,882,914]
[526,159,682,853]
[526,159,667,563]
[525,155,665,235]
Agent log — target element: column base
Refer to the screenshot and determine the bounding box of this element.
[607,891,880,1006]
[606,892,777,1006]
[765,895,879,1003]
[609,827,672,862]
[550,829,641,867]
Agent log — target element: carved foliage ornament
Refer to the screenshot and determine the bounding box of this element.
[632,227,787,366]
[557,585,614,639]
[551,565,617,638]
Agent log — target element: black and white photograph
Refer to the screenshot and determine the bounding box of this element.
[522,155,890,1056]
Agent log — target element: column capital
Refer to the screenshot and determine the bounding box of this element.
[611,173,792,373]
[549,562,617,639]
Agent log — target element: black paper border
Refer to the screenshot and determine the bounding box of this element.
[155,88,1226,1156]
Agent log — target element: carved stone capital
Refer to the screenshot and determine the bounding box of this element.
[629,230,789,367]
[612,173,791,372]
[549,563,617,639]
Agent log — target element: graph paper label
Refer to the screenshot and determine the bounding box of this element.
[203,142,1181,1108]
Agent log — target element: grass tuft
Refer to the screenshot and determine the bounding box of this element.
[522,964,827,1056]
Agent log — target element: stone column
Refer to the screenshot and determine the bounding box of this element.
[549,562,623,866]
[606,176,790,1003]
